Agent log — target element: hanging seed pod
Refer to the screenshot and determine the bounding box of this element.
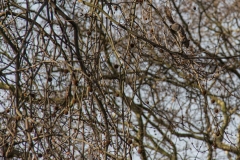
[214,107,219,114]
[47,76,52,82]
[114,64,119,69]
[211,99,215,104]
[72,79,78,86]
[64,109,68,115]
[127,139,132,144]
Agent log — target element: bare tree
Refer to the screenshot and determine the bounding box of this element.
[0,0,240,159]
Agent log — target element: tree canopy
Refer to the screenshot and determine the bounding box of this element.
[0,0,240,159]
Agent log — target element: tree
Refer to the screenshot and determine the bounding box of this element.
[0,0,240,159]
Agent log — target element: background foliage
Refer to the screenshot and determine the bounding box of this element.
[0,0,240,159]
